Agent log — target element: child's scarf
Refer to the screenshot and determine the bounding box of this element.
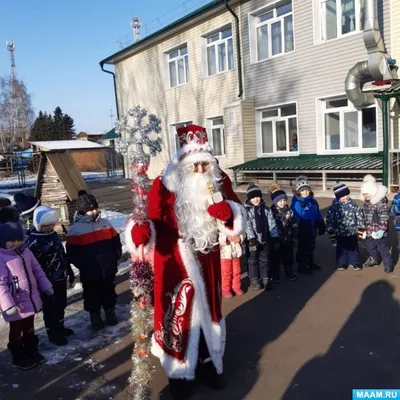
[255,202,268,242]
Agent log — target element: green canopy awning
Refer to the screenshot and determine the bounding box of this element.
[103,128,119,140]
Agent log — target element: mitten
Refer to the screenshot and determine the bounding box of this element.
[131,222,151,247]
[227,235,241,244]
[207,201,232,222]
[5,306,18,316]
[249,245,257,252]
[329,233,336,243]
[44,288,54,296]
[372,230,385,240]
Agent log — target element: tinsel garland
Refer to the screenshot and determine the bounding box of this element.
[115,106,162,400]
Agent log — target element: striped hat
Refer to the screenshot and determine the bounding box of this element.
[246,183,263,201]
[333,183,350,199]
[296,176,311,192]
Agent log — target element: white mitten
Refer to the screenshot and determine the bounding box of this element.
[5,306,19,316]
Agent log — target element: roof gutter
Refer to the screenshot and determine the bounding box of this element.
[224,0,243,98]
[345,0,396,107]
[99,62,120,119]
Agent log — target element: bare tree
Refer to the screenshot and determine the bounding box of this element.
[0,76,34,153]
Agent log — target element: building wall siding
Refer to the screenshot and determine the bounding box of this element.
[240,0,391,155]
[115,6,243,178]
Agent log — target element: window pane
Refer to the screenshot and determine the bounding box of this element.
[227,38,234,70]
[326,99,347,108]
[258,11,273,23]
[277,1,292,17]
[281,103,297,116]
[323,0,338,40]
[344,111,358,148]
[218,42,226,72]
[169,61,177,87]
[213,117,224,125]
[262,109,278,118]
[261,121,273,153]
[325,112,340,150]
[284,15,294,52]
[175,134,180,153]
[212,128,223,156]
[177,58,185,85]
[342,0,356,35]
[207,33,219,43]
[169,50,179,59]
[276,120,287,151]
[222,27,232,39]
[271,21,282,56]
[185,56,189,83]
[207,46,217,76]
[257,25,269,61]
[180,46,187,55]
[362,108,377,148]
[289,118,298,152]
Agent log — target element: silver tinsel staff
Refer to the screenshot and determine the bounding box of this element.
[115,106,162,400]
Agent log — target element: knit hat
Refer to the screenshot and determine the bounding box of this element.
[13,193,40,218]
[333,183,350,199]
[360,174,378,196]
[33,206,59,231]
[270,183,287,205]
[247,183,263,201]
[77,190,99,215]
[0,207,24,248]
[296,176,311,192]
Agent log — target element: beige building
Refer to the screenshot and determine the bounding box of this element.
[101,1,248,179]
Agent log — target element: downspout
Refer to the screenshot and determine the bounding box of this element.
[224,0,243,98]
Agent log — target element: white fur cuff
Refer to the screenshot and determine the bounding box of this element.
[218,200,247,237]
[124,219,156,256]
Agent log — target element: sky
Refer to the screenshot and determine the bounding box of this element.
[0,0,211,133]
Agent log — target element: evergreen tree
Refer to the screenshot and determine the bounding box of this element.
[30,111,51,141]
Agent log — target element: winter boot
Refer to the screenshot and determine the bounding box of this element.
[196,360,226,390]
[47,328,68,346]
[286,272,298,281]
[250,279,263,290]
[104,308,118,326]
[7,343,37,370]
[298,264,313,275]
[222,289,233,299]
[168,378,197,400]
[309,263,322,271]
[24,335,46,365]
[263,278,273,291]
[363,256,380,268]
[63,327,74,336]
[337,265,348,271]
[351,265,362,271]
[90,312,105,330]
[232,287,244,296]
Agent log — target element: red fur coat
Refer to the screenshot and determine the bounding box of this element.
[126,169,246,380]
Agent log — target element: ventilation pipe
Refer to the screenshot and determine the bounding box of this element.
[345,0,396,107]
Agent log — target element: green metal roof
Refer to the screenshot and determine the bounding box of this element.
[103,128,119,140]
[232,153,384,171]
[100,0,225,65]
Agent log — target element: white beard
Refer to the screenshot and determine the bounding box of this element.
[175,161,221,253]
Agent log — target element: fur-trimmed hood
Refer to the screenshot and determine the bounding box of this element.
[363,184,388,205]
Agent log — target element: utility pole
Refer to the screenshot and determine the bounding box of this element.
[131,17,142,42]
[6,41,16,81]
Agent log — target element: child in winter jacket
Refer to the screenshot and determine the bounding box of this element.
[390,191,400,249]
[291,176,325,275]
[270,184,297,282]
[326,183,365,271]
[0,206,53,370]
[245,184,279,291]
[361,175,393,273]
[25,206,75,346]
[66,191,122,330]
[13,193,40,232]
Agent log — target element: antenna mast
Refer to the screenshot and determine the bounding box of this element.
[131,17,142,42]
[6,41,16,80]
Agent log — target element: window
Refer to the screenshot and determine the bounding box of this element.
[169,121,192,157]
[167,45,189,88]
[207,117,225,156]
[258,103,298,154]
[205,27,234,76]
[321,97,377,151]
[255,1,294,61]
[320,0,361,41]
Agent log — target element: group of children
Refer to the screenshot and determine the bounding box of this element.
[0,190,122,370]
[220,174,395,298]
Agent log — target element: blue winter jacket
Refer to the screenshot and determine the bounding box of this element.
[390,192,400,231]
[291,195,324,237]
[326,198,365,237]
[245,200,279,244]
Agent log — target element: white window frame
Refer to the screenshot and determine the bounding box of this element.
[168,121,192,158]
[206,116,225,156]
[165,44,189,88]
[316,95,378,155]
[256,101,299,157]
[202,25,234,77]
[314,0,362,44]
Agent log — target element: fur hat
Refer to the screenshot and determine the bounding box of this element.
[246,183,263,201]
[295,176,311,193]
[77,190,99,215]
[333,183,350,199]
[360,174,378,197]
[0,207,24,248]
[270,183,287,206]
[13,193,40,218]
[33,206,59,231]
